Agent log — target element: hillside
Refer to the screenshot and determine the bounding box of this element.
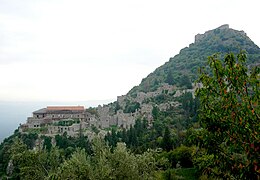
[128,24,260,95]
[1,24,259,179]
[17,24,260,138]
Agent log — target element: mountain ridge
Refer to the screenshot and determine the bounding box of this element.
[127,24,260,96]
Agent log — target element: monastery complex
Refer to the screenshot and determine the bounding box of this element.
[19,83,197,138]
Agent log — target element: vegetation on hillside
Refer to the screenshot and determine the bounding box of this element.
[194,52,260,179]
[1,24,260,179]
[1,52,258,179]
[0,130,197,179]
[128,26,260,95]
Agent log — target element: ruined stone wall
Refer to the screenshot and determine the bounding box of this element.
[45,113,84,119]
[47,123,81,137]
[135,92,147,103]
[97,105,110,128]
[117,95,127,108]
[109,116,117,126]
[27,117,44,128]
[116,111,135,129]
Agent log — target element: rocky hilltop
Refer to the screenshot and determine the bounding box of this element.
[129,24,260,95]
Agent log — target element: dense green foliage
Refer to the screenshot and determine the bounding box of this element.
[51,140,160,180]
[195,52,260,179]
[0,125,200,179]
[0,133,167,179]
[123,101,141,113]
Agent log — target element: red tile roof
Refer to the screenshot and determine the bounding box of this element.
[47,106,84,111]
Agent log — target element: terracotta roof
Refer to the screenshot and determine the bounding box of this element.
[46,106,84,111]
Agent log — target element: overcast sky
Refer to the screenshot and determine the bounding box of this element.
[0,0,259,103]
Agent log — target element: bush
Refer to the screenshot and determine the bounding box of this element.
[167,145,194,168]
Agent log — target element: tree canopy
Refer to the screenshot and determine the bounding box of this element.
[196,52,260,179]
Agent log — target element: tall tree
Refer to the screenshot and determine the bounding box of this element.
[53,149,91,180]
[161,126,172,152]
[197,52,260,179]
[166,70,174,85]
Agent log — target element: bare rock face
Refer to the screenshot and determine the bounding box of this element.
[218,24,229,30]
[6,160,14,176]
[194,33,204,43]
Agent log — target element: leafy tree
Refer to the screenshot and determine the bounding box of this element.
[123,102,140,113]
[152,106,160,120]
[161,127,172,152]
[136,150,157,179]
[42,136,52,151]
[109,143,139,179]
[55,134,70,149]
[20,133,38,149]
[6,138,27,178]
[179,74,192,89]
[91,138,112,180]
[15,150,47,179]
[196,52,260,179]
[127,126,138,147]
[166,70,174,85]
[6,139,64,179]
[105,128,118,148]
[75,136,92,155]
[121,128,128,144]
[54,148,91,180]
[167,145,194,168]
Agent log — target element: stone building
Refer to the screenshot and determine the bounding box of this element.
[20,81,188,137]
[115,110,136,129]
[22,106,85,129]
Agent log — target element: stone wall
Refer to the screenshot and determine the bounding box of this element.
[21,82,193,137]
[27,117,43,128]
[116,110,135,129]
[45,113,84,120]
[117,95,127,108]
